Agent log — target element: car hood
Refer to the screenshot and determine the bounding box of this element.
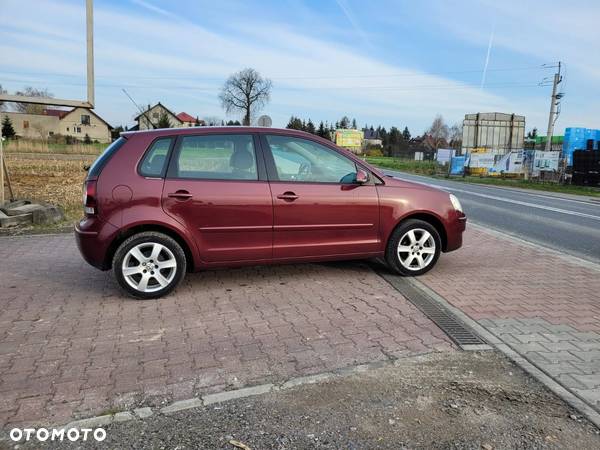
[379,174,444,193]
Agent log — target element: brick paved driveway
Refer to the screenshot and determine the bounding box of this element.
[0,234,452,428]
[419,226,600,414]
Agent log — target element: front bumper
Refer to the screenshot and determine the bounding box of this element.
[74,216,118,270]
[444,212,467,252]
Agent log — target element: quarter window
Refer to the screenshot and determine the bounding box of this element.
[139,138,172,177]
[171,134,258,180]
[265,135,357,183]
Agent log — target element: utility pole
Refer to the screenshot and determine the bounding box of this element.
[545,62,562,151]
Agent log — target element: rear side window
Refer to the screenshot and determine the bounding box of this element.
[169,134,258,180]
[88,137,126,178]
[139,138,172,177]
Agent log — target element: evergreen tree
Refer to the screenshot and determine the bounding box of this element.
[286,116,304,130]
[1,116,16,139]
[339,116,350,129]
[83,133,92,144]
[379,127,388,147]
[306,119,316,135]
[317,121,326,138]
[402,126,411,141]
[195,116,201,126]
[389,127,401,146]
[351,118,357,129]
[157,112,171,128]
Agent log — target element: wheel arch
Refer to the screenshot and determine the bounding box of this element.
[104,222,196,271]
[389,212,448,252]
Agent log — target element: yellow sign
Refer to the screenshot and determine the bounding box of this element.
[335,129,363,149]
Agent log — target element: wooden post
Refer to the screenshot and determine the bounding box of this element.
[3,157,14,201]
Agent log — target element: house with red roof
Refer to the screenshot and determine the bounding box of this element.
[176,112,205,127]
[133,103,205,130]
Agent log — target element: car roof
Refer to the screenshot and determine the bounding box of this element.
[121,126,315,139]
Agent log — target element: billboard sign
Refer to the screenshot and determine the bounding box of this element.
[489,150,524,174]
[468,152,495,169]
[532,151,560,173]
[335,129,363,151]
[436,148,455,164]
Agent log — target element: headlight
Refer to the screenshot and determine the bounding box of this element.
[449,194,462,212]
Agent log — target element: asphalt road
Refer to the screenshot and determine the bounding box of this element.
[382,169,600,265]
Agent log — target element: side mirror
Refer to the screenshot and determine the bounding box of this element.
[355,169,369,184]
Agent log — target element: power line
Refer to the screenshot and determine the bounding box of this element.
[0,76,546,92]
[0,64,554,82]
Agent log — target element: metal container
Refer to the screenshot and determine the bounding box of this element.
[461,113,525,155]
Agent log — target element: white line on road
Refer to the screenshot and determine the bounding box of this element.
[442,186,600,221]
[384,170,600,207]
[387,174,600,222]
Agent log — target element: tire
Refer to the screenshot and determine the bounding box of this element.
[112,231,187,299]
[385,219,441,276]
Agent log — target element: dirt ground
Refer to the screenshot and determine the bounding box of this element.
[2,155,92,233]
[14,351,600,450]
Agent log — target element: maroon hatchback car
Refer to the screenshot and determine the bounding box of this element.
[75,127,466,299]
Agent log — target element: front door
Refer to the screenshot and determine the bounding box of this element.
[162,133,272,263]
[261,134,380,259]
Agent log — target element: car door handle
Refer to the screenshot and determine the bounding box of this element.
[168,190,193,200]
[277,192,299,201]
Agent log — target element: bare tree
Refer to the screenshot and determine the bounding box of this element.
[219,68,272,126]
[426,114,450,149]
[14,87,54,114]
[449,122,463,149]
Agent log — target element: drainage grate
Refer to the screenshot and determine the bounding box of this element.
[377,270,487,348]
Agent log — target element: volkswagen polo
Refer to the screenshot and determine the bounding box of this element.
[75,127,466,299]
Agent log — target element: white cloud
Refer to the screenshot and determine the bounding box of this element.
[0,0,550,130]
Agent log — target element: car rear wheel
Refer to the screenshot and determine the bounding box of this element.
[385,219,441,276]
[113,232,187,299]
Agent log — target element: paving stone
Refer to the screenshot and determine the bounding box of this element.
[417,228,600,416]
[0,233,453,428]
[572,374,600,390]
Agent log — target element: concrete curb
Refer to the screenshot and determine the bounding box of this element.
[406,276,600,430]
[52,356,412,432]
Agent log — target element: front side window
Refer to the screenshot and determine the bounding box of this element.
[171,134,258,180]
[266,135,357,183]
[139,138,172,177]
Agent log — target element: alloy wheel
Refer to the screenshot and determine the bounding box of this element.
[121,242,177,293]
[397,228,436,271]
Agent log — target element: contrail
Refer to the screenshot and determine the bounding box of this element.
[335,0,372,49]
[480,22,496,90]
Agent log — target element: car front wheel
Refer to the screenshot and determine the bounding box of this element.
[113,231,187,299]
[385,219,441,276]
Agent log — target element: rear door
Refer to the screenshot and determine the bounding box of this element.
[261,134,380,259]
[162,133,273,263]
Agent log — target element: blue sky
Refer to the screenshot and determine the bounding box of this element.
[1,0,599,134]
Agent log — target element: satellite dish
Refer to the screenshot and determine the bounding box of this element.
[257,115,272,127]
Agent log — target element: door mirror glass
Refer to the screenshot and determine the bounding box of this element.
[355,169,369,184]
